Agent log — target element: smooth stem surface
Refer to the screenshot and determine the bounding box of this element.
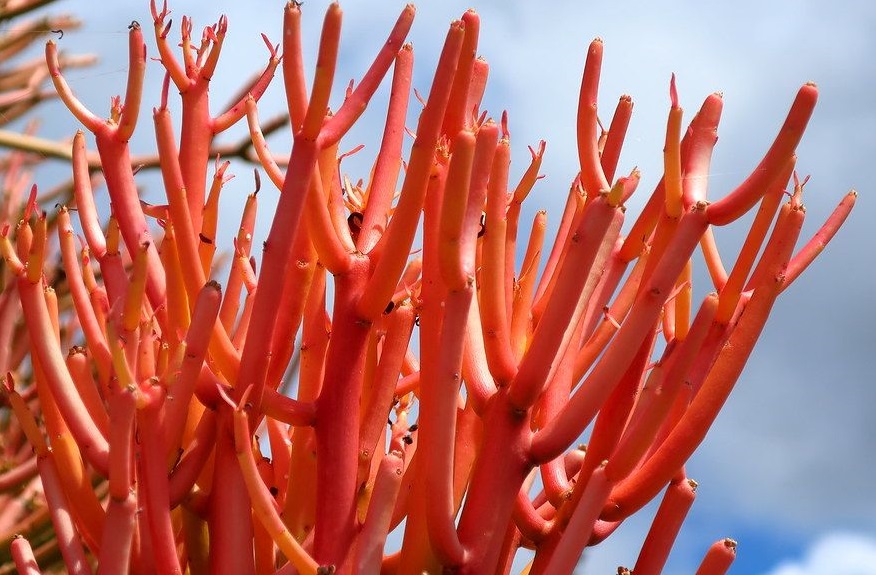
[313,261,371,572]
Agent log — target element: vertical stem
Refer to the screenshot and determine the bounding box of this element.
[312,259,372,572]
[209,421,255,575]
[455,391,531,574]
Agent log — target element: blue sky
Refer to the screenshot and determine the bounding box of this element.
[42,0,876,572]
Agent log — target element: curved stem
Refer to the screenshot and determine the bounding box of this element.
[706,84,817,225]
[18,276,109,475]
[577,39,609,196]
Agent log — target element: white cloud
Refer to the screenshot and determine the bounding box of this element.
[765,533,876,575]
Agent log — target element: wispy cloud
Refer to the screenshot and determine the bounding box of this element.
[764,532,876,575]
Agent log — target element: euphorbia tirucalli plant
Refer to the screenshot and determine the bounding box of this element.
[0,1,855,573]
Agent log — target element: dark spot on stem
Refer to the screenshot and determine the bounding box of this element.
[347,211,363,238]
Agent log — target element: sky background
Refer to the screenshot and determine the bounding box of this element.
[24,0,876,572]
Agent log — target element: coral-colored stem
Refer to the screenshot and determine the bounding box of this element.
[706,84,817,225]
[137,384,182,574]
[281,1,308,132]
[480,136,517,384]
[422,288,470,565]
[531,207,708,463]
[358,304,415,482]
[228,395,319,575]
[168,409,216,508]
[37,456,92,575]
[605,294,718,484]
[783,190,856,288]
[531,181,581,316]
[577,39,610,196]
[241,136,318,412]
[356,451,405,573]
[441,9,479,137]
[212,41,280,134]
[695,539,737,575]
[357,45,413,254]
[58,210,111,384]
[601,95,633,184]
[510,197,621,410]
[117,23,146,142]
[543,467,612,573]
[320,4,415,147]
[716,159,792,323]
[604,204,802,522]
[11,535,40,575]
[461,297,498,414]
[633,478,697,575]
[312,261,371,571]
[18,277,109,474]
[357,20,465,320]
[455,391,531,574]
[164,282,221,455]
[209,425,255,575]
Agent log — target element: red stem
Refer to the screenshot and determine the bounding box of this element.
[509,197,621,410]
[783,190,856,289]
[440,9,479,138]
[633,478,697,575]
[601,95,633,184]
[357,20,465,320]
[164,282,221,455]
[38,455,92,575]
[706,83,817,225]
[577,39,610,196]
[542,467,612,573]
[136,384,182,574]
[319,4,415,148]
[531,208,709,463]
[695,539,737,575]
[480,136,517,385]
[209,422,255,575]
[356,451,406,573]
[312,261,372,571]
[11,535,40,575]
[18,276,109,475]
[604,204,802,521]
[100,388,137,574]
[357,45,414,254]
[358,304,415,482]
[455,390,532,574]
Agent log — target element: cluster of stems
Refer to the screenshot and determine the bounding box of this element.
[0,2,855,574]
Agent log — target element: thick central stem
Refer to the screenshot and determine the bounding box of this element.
[313,257,372,572]
[456,390,532,573]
